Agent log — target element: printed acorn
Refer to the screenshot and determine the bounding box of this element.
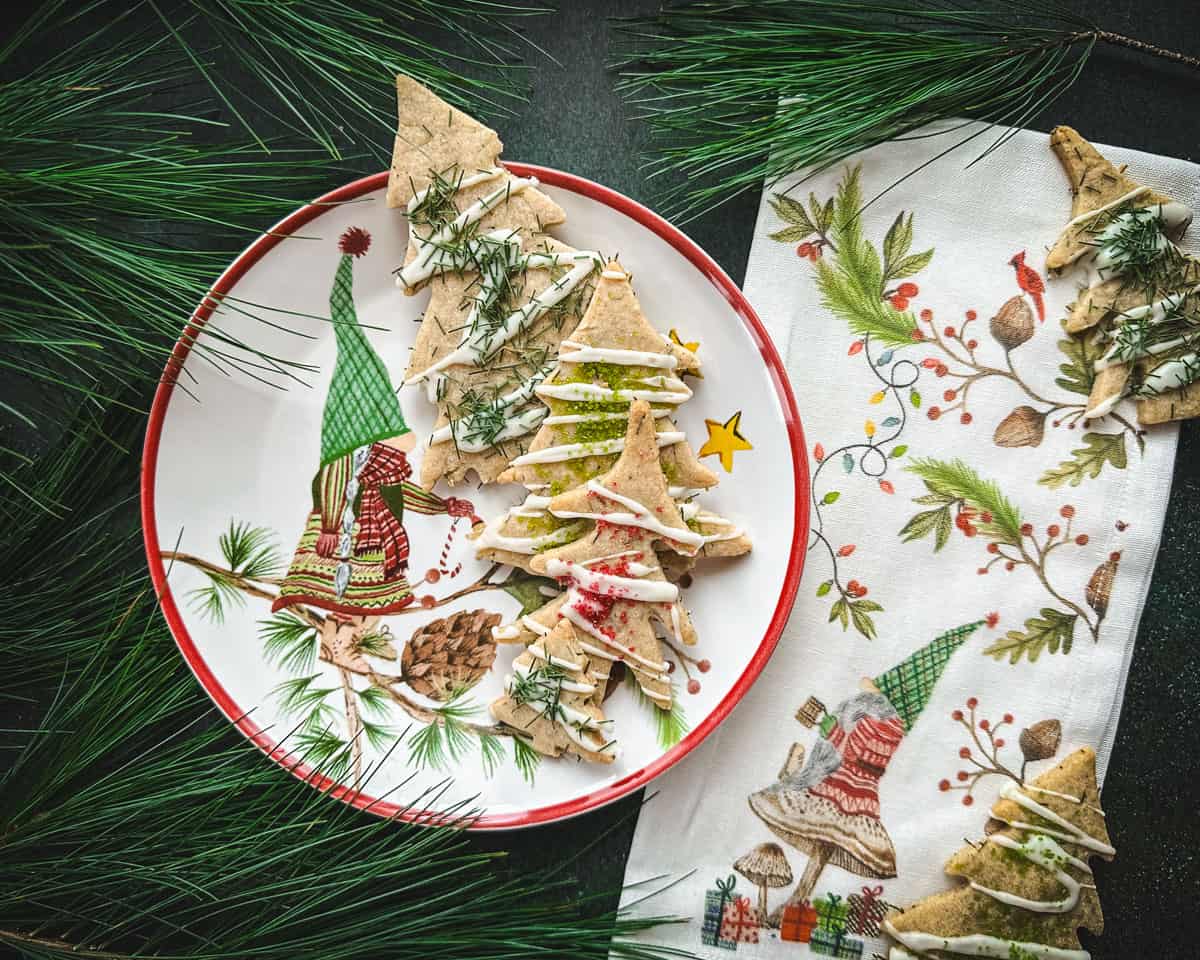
[400,609,501,700]
[734,843,793,920]
[989,295,1035,350]
[1086,552,1121,619]
[1019,719,1063,763]
[993,405,1046,448]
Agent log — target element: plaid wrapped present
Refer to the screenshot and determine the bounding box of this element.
[813,893,849,935]
[846,884,893,937]
[780,900,818,943]
[810,927,864,959]
[719,896,760,945]
[701,875,738,949]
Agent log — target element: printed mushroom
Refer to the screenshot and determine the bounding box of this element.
[733,843,792,919]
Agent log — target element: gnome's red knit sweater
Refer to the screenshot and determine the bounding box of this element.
[810,714,906,818]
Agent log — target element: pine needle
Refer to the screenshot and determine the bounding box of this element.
[611,1,1196,219]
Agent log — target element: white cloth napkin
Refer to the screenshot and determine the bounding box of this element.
[618,124,1199,958]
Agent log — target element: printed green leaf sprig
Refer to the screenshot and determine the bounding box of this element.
[900,458,1113,663]
[614,0,1200,220]
[770,166,1144,492]
[774,166,933,640]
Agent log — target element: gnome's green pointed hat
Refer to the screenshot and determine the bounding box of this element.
[320,227,410,466]
[874,620,983,731]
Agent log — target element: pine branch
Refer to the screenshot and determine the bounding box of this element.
[613,1,1200,219]
[906,458,1024,544]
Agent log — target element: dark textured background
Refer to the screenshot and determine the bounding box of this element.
[9,2,1196,957]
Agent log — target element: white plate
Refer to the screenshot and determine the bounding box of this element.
[142,165,808,828]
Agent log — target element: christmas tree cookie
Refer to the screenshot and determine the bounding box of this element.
[884,747,1113,960]
[1045,126,1200,425]
[493,401,704,710]
[489,618,618,763]
[387,75,601,486]
[498,261,712,493]
[472,263,750,572]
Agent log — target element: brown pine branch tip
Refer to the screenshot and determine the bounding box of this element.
[160,550,521,745]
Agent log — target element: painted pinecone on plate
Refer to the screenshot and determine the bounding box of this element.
[402,609,501,700]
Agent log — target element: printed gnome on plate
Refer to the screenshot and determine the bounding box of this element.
[471,261,751,579]
[387,74,601,488]
[491,401,705,719]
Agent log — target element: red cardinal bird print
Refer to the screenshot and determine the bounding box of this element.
[1009,251,1045,323]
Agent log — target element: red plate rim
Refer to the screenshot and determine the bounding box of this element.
[140,163,810,829]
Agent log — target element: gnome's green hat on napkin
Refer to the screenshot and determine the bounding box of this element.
[874,620,983,731]
[320,227,410,467]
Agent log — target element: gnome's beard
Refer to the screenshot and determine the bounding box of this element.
[835,691,899,730]
[771,692,901,793]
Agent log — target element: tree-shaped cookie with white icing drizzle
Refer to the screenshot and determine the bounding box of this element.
[884,747,1112,960]
[490,618,618,763]
[1045,126,1200,425]
[501,401,704,710]
[387,75,602,487]
[472,262,750,572]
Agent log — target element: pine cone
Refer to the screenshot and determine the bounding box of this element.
[990,296,1035,350]
[402,609,500,700]
[1086,552,1121,619]
[993,405,1046,448]
[1019,719,1062,762]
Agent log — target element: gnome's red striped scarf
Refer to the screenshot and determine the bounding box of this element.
[811,714,906,818]
[355,444,421,576]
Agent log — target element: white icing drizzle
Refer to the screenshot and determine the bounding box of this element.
[473,500,581,555]
[995,783,1115,855]
[573,637,668,694]
[512,659,593,695]
[969,833,1091,914]
[1024,784,1105,815]
[884,925,1089,960]
[677,503,744,545]
[543,558,679,603]
[399,173,536,287]
[536,381,693,405]
[520,615,551,636]
[526,643,583,672]
[502,669,617,757]
[1088,201,1191,282]
[550,479,705,551]
[542,408,671,427]
[507,430,685,467]
[405,168,503,216]
[427,368,550,450]
[557,340,678,370]
[510,494,553,518]
[601,267,628,280]
[668,485,705,500]
[407,249,601,388]
[1094,286,1200,370]
[1061,185,1150,231]
[1139,352,1200,395]
[1083,385,1124,420]
[491,624,521,641]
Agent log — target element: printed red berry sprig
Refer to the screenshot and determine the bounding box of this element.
[902,458,1113,662]
[770,167,1141,491]
[937,699,1062,805]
